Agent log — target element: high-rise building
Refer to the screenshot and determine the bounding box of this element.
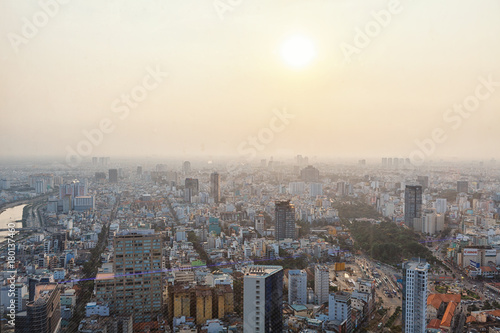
[255,214,265,235]
[108,169,118,183]
[243,265,283,333]
[337,181,347,196]
[184,178,199,203]
[210,172,221,203]
[183,161,191,173]
[328,291,353,333]
[382,157,387,166]
[457,180,469,194]
[16,284,61,333]
[435,198,447,214]
[136,166,143,176]
[275,200,296,240]
[300,165,320,182]
[314,265,329,305]
[95,229,163,323]
[421,209,437,235]
[288,270,307,305]
[405,185,422,229]
[59,180,87,200]
[288,182,305,195]
[309,183,323,197]
[402,260,429,333]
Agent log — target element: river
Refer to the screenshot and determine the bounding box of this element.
[0,204,26,241]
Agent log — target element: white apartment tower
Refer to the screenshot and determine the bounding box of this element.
[288,270,307,305]
[402,260,429,333]
[314,265,329,305]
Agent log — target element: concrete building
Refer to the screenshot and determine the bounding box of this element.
[95,229,163,323]
[402,260,429,333]
[243,265,283,333]
[210,172,220,203]
[328,292,352,333]
[288,270,307,305]
[314,265,329,305]
[405,185,422,229]
[16,284,61,333]
[275,200,296,241]
[457,180,468,194]
[300,165,320,182]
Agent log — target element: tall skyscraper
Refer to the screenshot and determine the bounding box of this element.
[243,265,283,333]
[457,180,468,194]
[108,169,118,183]
[210,172,220,203]
[405,185,422,229]
[300,165,320,182]
[184,178,199,203]
[136,166,143,176]
[275,200,296,240]
[402,260,429,333]
[95,229,163,323]
[288,270,307,305]
[328,292,353,333]
[314,265,329,305]
[182,161,191,173]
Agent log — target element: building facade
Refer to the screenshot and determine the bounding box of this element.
[402,260,429,333]
[275,200,296,240]
[243,265,283,333]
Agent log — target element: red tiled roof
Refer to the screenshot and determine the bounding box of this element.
[427,319,441,329]
[440,301,458,328]
[427,293,461,310]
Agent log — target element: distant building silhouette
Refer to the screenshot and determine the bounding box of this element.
[210,172,220,203]
[405,185,422,229]
[300,165,319,182]
[275,200,296,240]
[108,169,118,183]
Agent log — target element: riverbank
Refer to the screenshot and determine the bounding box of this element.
[0,191,53,215]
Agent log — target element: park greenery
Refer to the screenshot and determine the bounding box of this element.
[347,220,438,265]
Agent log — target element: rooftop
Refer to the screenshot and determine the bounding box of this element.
[245,265,283,277]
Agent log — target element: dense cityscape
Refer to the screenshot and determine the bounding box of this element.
[0,157,499,332]
[2,1,500,332]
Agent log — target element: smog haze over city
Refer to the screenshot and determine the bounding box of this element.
[1,0,500,164]
[1,1,500,333]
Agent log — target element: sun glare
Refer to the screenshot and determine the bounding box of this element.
[280,35,316,68]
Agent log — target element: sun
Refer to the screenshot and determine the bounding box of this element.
[280,35,316,69]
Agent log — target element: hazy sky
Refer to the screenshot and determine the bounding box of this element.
[1,0,500,163]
